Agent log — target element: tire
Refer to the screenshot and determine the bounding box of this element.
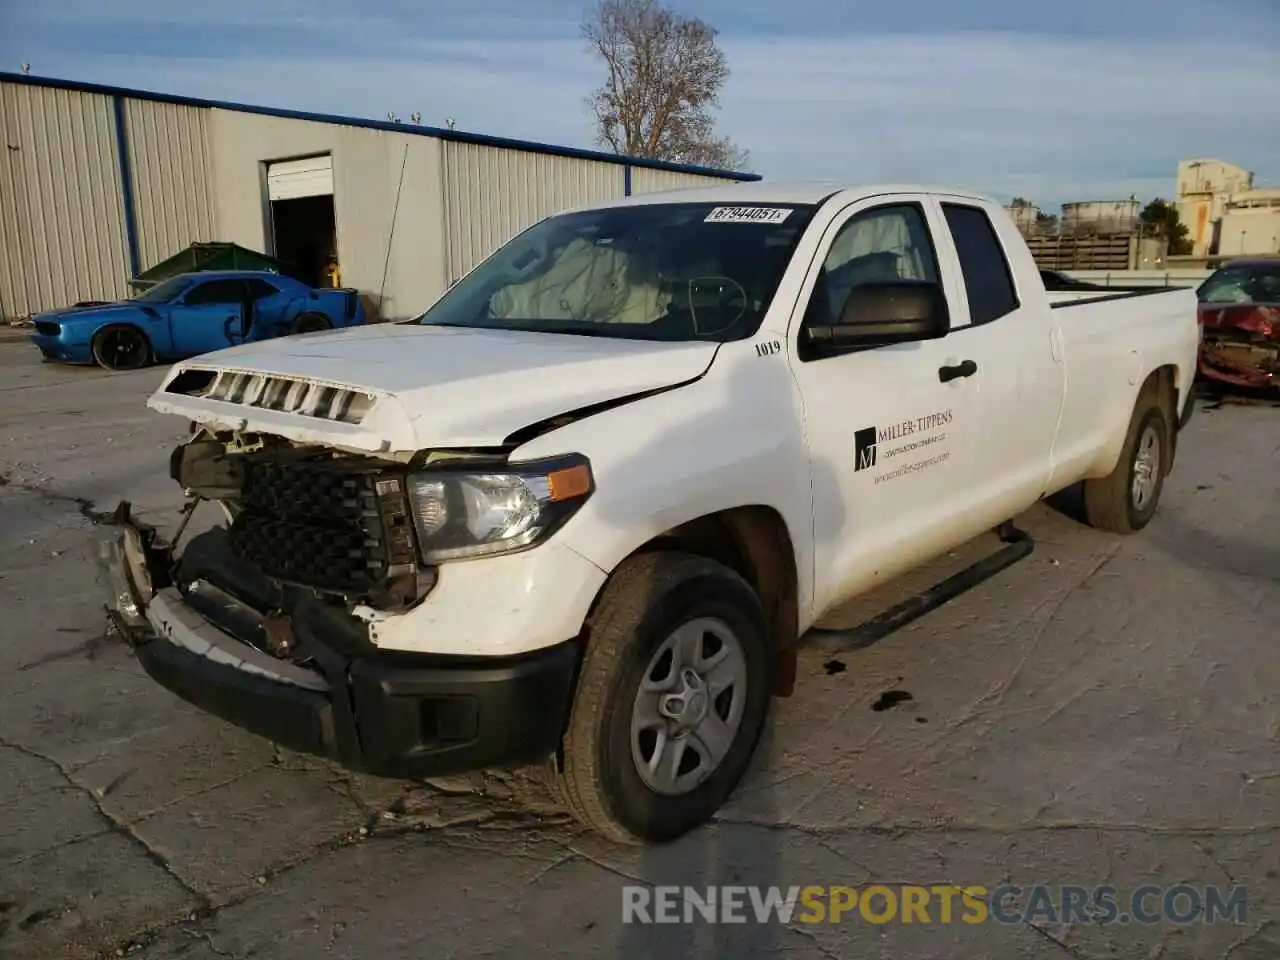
[289,313,332,335]
[91,324,152,371]
[1082,399,1171,534]
[1178,383,1198,430]
[553,551,772,845]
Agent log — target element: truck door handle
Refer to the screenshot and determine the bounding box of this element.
[938,359,978,383]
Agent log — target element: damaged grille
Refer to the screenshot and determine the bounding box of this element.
[227,454,418,601]
[1202,328,1279,379]
[165,368,377,424]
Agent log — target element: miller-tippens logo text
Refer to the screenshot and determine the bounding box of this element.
[878,409,953,443]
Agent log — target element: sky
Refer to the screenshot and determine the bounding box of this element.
[3,0,1278,212]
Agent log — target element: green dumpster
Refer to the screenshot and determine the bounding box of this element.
[129,243,288,291]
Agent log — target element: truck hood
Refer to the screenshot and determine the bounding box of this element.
[149,323,719,453]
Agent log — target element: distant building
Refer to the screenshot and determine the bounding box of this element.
[1218,189,1280,257]
[0,73,757,322]
[1175,159,1280,258]
[1016,197,1159,272]
[1060,199,1140,235]
[1004,201,1041,233]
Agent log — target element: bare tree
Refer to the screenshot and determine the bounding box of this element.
[581,0,748,170]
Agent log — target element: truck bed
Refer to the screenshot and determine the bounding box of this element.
[1047,285,1195,309]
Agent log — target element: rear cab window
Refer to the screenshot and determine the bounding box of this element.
[941,204,1020,325]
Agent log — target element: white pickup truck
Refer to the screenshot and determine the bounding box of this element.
[98,183,1200,844]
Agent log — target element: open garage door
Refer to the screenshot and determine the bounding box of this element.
[267,155,334,201]
[266,154,337,287]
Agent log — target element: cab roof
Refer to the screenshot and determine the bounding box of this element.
[573,180,997,212]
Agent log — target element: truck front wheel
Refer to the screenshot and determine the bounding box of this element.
[554,551,772,844]
[1082,399,1171,534]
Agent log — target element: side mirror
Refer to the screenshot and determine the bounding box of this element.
[808,280,950,348]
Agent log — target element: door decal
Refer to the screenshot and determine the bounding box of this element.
[854,409,954,482]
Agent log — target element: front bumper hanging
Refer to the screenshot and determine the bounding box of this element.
[94,503,580,779]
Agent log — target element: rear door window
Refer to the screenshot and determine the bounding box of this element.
[185,280,248,305]
[942,204,1020,324]
[243,278,281,300]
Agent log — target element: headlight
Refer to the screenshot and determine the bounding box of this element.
[405,455,594,562]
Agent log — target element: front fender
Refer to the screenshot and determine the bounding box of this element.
[509,349,816,618]
[59,307,152,344]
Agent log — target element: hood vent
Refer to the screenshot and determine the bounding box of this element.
[163,367,378,424]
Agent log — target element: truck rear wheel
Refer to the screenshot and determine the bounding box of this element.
[1082,399,1170,534]
[554,551,771,844]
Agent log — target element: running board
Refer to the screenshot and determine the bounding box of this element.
[803,521,1035,651]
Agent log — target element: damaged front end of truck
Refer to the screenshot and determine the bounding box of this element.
[89,325,716,782]
[98,430,475,773]
[92,422,586,781]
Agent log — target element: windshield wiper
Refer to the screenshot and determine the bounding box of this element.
[423,321,662,340]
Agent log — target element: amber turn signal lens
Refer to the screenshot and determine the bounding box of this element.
[547,463,592,501]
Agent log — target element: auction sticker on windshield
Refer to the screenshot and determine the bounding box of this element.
[704,206,795,224]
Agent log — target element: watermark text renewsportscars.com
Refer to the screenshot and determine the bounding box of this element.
[622,884,1249,926]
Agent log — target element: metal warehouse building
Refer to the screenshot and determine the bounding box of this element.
[0,73,760,323]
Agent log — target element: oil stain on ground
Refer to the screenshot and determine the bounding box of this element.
[871,690,914,712]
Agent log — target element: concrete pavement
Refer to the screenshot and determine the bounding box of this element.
[1,342,1276,959]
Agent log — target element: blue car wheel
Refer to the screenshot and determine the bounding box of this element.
[92,324,152,371]
[290,312,333,335]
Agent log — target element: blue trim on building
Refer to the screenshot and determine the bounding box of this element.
[1,72,762,183]
[111,95,141,279]
[624,165,633,196]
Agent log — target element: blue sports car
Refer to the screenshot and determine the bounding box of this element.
[30,270,367,370]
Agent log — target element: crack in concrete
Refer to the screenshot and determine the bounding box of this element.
[5,828,114,868]
[1026,921,1085,959]
[0,735,210,914]
[902,543,1123,776]
[119,762,274,828]
[16,630,123,672]
[1191,840,1239,888]
[188,928,237,959]
[785,922,843,960]
[526,851,581,885]
[1223,919,1277,959]
[6,480,111,525]
[96,772,580,957]
[566,846,649,886]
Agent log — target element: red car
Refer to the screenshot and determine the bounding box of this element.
[1196,258,1280,392]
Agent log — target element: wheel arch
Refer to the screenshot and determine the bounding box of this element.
[581,505,801,698]
[1085,363,1180,480]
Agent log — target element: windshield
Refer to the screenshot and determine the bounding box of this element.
[411,202,817,342]
[1197,264,1280,305]
[133,275,193,303]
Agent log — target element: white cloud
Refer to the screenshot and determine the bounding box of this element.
[6,24,1277,210]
